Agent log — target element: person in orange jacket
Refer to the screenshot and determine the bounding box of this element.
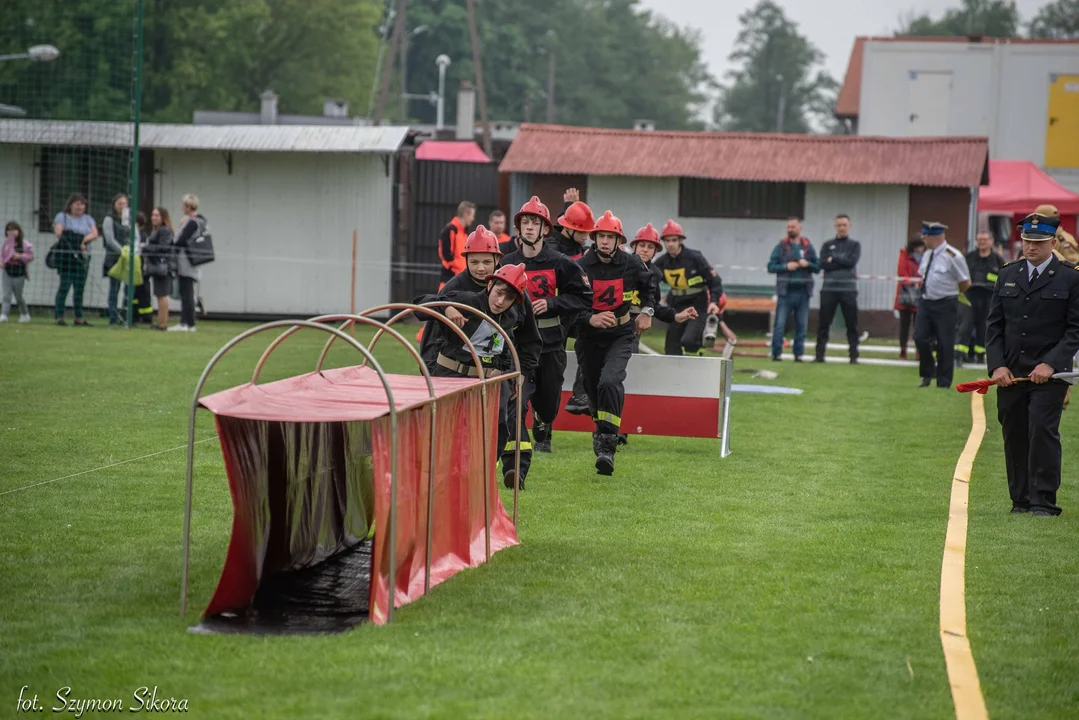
[438,201,476,287]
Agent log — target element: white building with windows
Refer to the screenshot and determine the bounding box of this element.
[500,123,988,326]
[835,36,1079,192]
[0,120,409,317]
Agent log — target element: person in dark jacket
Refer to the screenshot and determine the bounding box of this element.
[895,235,925,360]
[767,218,820,361]
[630,223,696,351]
[814,214,861,363]
[142,207,175,331]
[955,231,1004,365]
[101,194,131,325]
[652,219,723,356]
[986,213,1079,516]
[501,197,592,458]
[425,263,542,490]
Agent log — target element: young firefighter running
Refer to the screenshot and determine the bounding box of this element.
[501,197,593,462]
[418,225,505,365]
[555,197,601,416]
[424,263,542,489]
[652,220,724,356]
[576,211,657,476]
[628,223,697,352]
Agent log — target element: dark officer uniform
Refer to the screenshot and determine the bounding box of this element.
[576,215,657,476]
[986,214,1079,515]
[653,246,723,356]
[956,247,1004,363]
[915,222,970,388]
[500,241,592,457]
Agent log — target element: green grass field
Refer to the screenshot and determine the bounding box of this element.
[1,320,1077,719]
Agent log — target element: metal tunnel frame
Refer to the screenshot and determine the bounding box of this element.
[181,320,390,619]
[182,302,525,627]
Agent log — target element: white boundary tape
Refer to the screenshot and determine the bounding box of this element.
[0,436,219,498]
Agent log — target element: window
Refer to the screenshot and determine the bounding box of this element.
[678,178,805,220]
[37,146,132,231]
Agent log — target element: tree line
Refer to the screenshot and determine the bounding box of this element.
[0,0,1074,136]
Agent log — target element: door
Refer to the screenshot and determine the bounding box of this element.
[907,71,953,136]
[1046,74,1079,168]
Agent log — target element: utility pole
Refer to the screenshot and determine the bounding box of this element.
[127,0,145,328]
[465,0,493,158]
[776,74,786,133]
[546,51,555,123]
[373,0,408,125]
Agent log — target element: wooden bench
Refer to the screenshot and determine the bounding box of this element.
[722,284,776,314]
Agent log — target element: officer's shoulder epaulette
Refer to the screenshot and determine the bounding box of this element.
[945,246,959,257]
[999,259,1019,269]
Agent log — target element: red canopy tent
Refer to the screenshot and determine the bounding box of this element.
[978,160,1079,238]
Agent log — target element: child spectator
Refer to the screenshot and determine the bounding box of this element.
[1,221,34,323]
[53,193,99,326]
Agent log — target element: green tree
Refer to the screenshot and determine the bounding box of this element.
[713,0,838,134]
[895,0,1020,37]
[1027,0,1079,38]
[402,0,713,129]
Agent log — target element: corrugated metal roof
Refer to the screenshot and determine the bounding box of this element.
[0,120,409,153]
[835,36,1079,118]
[499,124,989,188]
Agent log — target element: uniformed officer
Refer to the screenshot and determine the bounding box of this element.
[986,213,1079,516]
[914,222,971,388]
[576,211,657,476]
[501,196,592,460]
[652,219,724,356]
[956,231,1004,365]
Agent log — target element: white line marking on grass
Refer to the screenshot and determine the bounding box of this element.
[939,391,989,720]
[0,437,219,497]
[638,340,661,356]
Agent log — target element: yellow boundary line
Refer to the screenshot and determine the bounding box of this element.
[940,391,989,720]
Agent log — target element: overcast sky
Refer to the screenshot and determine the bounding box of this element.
[639,0,1055,89]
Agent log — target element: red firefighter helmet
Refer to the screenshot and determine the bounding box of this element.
[514,196,552,232]
[488,263,529,300]
[557,201,596,233]
[462,225,502,256]
[660,219,686,239]
[632,223,661,247]
[590,210,626,241]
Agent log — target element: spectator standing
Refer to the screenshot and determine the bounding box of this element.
[767,218,820,362]
[986,213,1079,516]
[171,194,207,332]
[814,214,861,363]
[52,193,99,326]
[438,201,475,288]
[142,207,175,331]
[914,222,971,388]
[895,235,925,360]
[1,221,34,323]
[101,194,130,325]
[956,231,1004,365]
[489,210,516,255]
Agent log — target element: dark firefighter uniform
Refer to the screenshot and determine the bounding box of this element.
[554,201,597,417]
[653,246,723,356]
[426,269,542,490]
[501,242,592,459]
[915,222,970,388]
[957,248,1004,362]
[576,213,657,476]
[987,214,1079,516]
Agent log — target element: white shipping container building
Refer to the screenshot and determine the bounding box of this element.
[835,37,1079,192]
[0,120,409,318]
[501,124,989,325]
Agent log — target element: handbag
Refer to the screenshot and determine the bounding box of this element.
[183,216,215,267]
[898,283,921,307]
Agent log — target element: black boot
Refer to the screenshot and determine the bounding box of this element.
[503,468,524,491]
[617,434,629,447]
[533,419,552,453]
[593,433,616,476]
[565,393,590,415]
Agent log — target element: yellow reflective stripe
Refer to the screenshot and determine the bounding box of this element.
[973,345,986,354]
[986,273,998,283]
[623,290,640,304]
[503,442,532,452]
[594,411,621,428]
[687,275,704,286]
